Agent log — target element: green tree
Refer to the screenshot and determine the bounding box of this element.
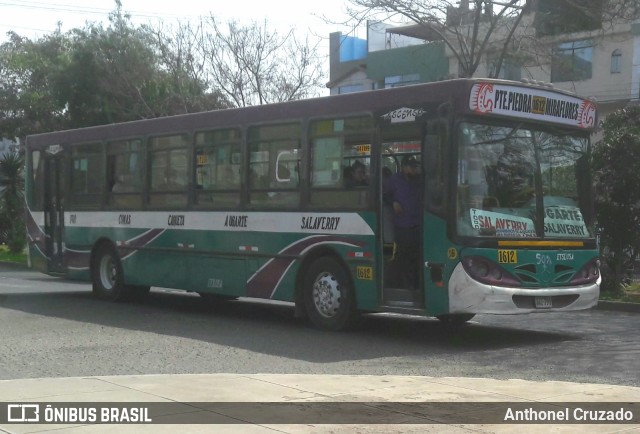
[592,106,640,294]
[0,151,25,253]
[61,2,225,126]
[147,21,231,113]
[0,30,71,139]
[1,0,319,142]
[0,1,227,140]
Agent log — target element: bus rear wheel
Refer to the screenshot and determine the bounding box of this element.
[91,244,129,301]
[303,257,357,331]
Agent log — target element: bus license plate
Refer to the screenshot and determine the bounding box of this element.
[356,266,373,280]
[498,249,518,263]
[535,296,552,309]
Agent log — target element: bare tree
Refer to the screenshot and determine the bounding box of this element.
[147,20,230,112]
[197,18,325,107]
[341,0,529,78]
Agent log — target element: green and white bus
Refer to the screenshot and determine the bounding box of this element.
[25,78,600,330]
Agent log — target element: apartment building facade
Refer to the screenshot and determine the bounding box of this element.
[328,4,640,120]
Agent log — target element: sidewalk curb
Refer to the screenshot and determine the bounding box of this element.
[596,300,640,313]
[0,260,29,270]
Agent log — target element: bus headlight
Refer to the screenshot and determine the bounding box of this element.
[570,258,600,285]
[462,256,521,287]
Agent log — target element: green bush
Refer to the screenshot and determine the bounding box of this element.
[6,222,25,254]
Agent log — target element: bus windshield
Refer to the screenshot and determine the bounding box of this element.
[456,121,593,239]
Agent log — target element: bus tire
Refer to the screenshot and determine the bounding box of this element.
[437,313,475,326]
[91,243,127,301]
[127,285,151,300]
[303,257,357,331]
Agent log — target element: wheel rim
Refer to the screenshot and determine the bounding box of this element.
[312,271,342,318]
[99,254,117,290]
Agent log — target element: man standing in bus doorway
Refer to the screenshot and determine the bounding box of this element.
[385,155,421,290]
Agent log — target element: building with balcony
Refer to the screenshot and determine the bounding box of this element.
[327,2,640,120]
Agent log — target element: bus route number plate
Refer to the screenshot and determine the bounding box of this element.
[356,266,373,280]
[498,250,517,264]
[535,296,553,309]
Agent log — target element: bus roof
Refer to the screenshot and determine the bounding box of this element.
[25,78,597,149]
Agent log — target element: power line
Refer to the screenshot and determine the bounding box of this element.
[0,0,213,41]
[0,22,53,33]
[0,0,201,21]
[0,1,114,18]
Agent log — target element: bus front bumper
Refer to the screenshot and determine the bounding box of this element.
[447,263,600,314]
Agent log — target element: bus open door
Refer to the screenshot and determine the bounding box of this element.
[43,149,65,274]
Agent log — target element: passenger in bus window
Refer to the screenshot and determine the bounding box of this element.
[342,166,354,187]
[344,160,368,188]
[160,169,184,191]
[268,165,291,198]
[277,164,291,183]
[250,167,266,188]
[218,165,237,189]
[112,174,135,193]
[385,156,421,289]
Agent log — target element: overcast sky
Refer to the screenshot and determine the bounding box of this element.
[0,0,360,41]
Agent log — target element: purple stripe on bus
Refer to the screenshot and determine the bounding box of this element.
[26,209,47,258]
[246,235,365,298]
[64,228,167,270]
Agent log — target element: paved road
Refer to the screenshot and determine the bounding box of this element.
[1,264,638,386]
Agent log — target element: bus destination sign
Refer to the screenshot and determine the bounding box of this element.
[469,83,596,129]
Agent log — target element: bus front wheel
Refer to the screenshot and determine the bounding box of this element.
[303,257,357,331]
[91,244,128,301]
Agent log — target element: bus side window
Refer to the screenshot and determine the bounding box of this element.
[194,128,242,209]
[107,139,144,209]
[247,123,301,209]
[69,142,103,209]
[148,134,189,208]
[309,116,373,209]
